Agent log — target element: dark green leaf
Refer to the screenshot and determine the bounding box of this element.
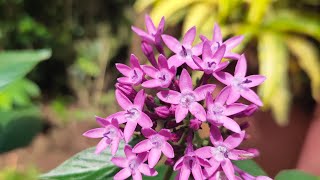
[275,170,320,180]
[233,160,267,176]
[144,165,176,180]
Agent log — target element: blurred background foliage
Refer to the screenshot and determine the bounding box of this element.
[135,0,320,125]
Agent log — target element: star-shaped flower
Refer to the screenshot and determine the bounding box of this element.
[162,26,203,69]
[193,41,229,74]
[200,23,244,60]
[116,54,145,86]
[83,116,123,155]
[115,89,153,142]
[214,54,266,106]
[112,145,158,180]
[206,87,247,133]
[157,69,215,122]
[132,128,174,168]
[142,54,176,88]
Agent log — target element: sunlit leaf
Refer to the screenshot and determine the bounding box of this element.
[275,170,320,180]
[233,160,267,176]
[134,0,157,13]
[247,0,271,25]
[285,36,320,102]
[258,32,291,125]
[0,49,51,90]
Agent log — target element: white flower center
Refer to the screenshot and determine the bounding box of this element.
[103,126,118,142]
[150,135,164,149]
[128,159,138,171]
[211,41,220,53]
[157,70,172,86]
[130,68,143,83]
[231,77,251,91]
[179,46,192,59]
[180,93,196,108]
[210,103,225,121]
[212,146,228,162]
[125,108,140,121]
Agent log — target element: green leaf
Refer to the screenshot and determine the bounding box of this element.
[275,170,320,180]
[247,0,271,25]
[144,166,177,180]
[40,143,125,180]
[0,49,51,90]
[257,32,291,126]
[285,36,320,102]
[233,160,267,176]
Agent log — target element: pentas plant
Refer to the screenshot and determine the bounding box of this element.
[83,15,271,180]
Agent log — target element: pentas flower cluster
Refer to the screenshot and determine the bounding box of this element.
[83,15,271,180]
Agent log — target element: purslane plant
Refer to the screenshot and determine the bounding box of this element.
[83,15,271,180]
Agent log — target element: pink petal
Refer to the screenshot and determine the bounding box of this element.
[179,165,191,180]
[114,168,131,180]
[132,171,142,180]
[196,157,211,167]
[245,75,266,88]
[131,26,154,43]
[161,141,174,158]
[192,55,204,69]
[234,54,247,78]
[192,164,204,180]
[132,139,152,153]
[213,23,223,43]
[189,102,206,121]
[141,128,157,137]
[115,89,133,110]
[173,157,184,170]
[200,35,209,42]
[124,121,137,143]
[212,45,226,63]
[95,116,110,126]
[215,61,230,72]
[137,151,148,164]
[124,145,135,158]
[148,148,162,168]
[130,54,141,69]
[228,149,255,160]
[141,79,162,88]
[157,90,181,104]
[224,52,241,60]
[214,72,233,85]
[221,116,241,133]
[134,89,146,110]
[111,157,128,168]
[223,131,245,149]
[145,15,156,34]
[168,54,185,68]
[215,86,230,104]
[142,65,158,78]
[175,105,189,123]
[158,54,168,69]
[161,34,182,54]
[138,112,153,128]
[226,87,241,105]
[179,69,193,92]
[158,17,165,32]
[117,77,131,84]
[224,103,247,116]
[203,159,220,178]
[83,128,105,138]
[106,111,126,124]
[192,42,203,56]
[116,63,131,76]
[194,84,216,101]
[205,92,215,109]
[221,159,235,180]
[210,125,223,146]
[158,129,171,139]
[95,138,109,154]
[182,26,196,47]
[111,139,120,156]
[185,58,200,70]
[139,163,158,176]
[224,35,244,51]
[240,88,263,106]
[194,146,213,159]
[202,41,212,60]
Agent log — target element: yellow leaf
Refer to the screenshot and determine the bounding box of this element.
[285,36,320,102]
[247,0,271,25]
[134,0,157,13]
[258,32,291,125]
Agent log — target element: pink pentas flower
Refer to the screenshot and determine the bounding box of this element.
[142,54,176,88]
[195,126,257,180]
[83,116,123,155]
[132,128,174,168]
[112,145,158,180]
[193,41,229,75]
[116,54,145,86]
[162,26,203,69]
[200,23,244,60]
[214,54,266,106]
[114,89,153,142]
[206,87,247,133]
[157,69,215,122]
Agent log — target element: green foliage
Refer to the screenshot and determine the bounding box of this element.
[233,159,267,176]
[275,170,320,180]
[40,143,125,180]
[0,167,39,180]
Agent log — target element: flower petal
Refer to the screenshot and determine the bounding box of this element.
[245,75,266,88]
[111,157,128,168]
[192,42,203,56]
[179,69,193,92]
[221,159,235,180]
[130,54,141,69]
[221,116,241,133]
[132,171,142,180]
[182,26,196,47]
[115,89,133,110]
[131,26,154,43]
[173,156,184,170]
[145,14,156,34]
[142,65,158,78]
[240,88,263,106]
[114,168,131,180]
[224,35,244,51]
[234,54,247,77]
[83,128,105,138]
[185,58,200,69]
[226,87,241,105]
[210,125,223,146]
[168,54,185,68]
[106,111,126,124]
[224,103,247,116]
[194,84,216,101]
[223,131,245,149]
[157,90,181,104]
[95,116,110,126]
[189,102,206,121]
[162,34,182,54]
[192,55,204,69]
[213,23,223,43]
[192,164,204,180]
[212,44,226,63]
[158,54,168,69]
[161,141,174,158]
[95,138,109,154]
[116,63,131,77]
[180,165,191,180]
[203,158,220,178]
[124,145,135,158]
[124,121,137,143]
[215,86,230,104]
[202,41,212,60]
[158,129,171,139]
[139,163,158,176]
[194,146,213,159]
[228,149,255,160]
[133,139,152,153]
[148,148,162,168]
[134,89,146,110]
[142,79,162,88]
[158,16,165,33]
[214,72,233,85]
[175,105,189,123]
[141,128,157,138]
[111,139,120,156]
[117,77,131,84]
[138,112,153,128]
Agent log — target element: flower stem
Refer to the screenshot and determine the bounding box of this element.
[164,165,174,180]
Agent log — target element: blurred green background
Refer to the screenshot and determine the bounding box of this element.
[0,0,319,179]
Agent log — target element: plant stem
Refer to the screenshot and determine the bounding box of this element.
[164,165,174,180]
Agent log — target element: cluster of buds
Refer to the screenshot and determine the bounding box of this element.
[83,15,271,180]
